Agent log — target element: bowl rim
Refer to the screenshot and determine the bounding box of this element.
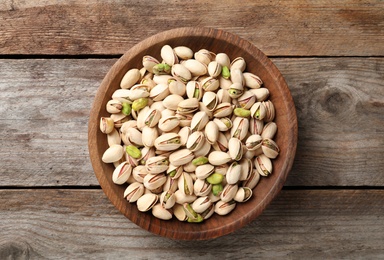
[88,27,298,240]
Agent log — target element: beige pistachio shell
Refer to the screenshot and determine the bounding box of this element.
[230,117,249,141]
[124,182,145,203]
[143,173,167,190]
[178,126,191,146]
[214,200,236,215]
[243,72,263,89]
[112,161,132,185]
[207,61,222,77]
[112,89,132,104]
[201,76,220,92]
[152,203,173,220]
[177,98,199,114]
[230,69,244,86]
[193,179,212,197]
[228,138,243,161]
[190,111,209,132]
[173,46,194,60]
[120,120,138,134]
[242,169,261,189]
[131,165,148,183]
[120,68,141,89]
[150,83,170,101]
[226,162,242,185]
[255,154,273,176]
[213,117,232,132]
[168,78,186,96]
[102,144,124,163]
[137,193,158,212]
[249,88,269,101]
[161,44,178,66]
[261,122,277,139]
[154,133,181,151]
[159,190,176,209]
[193,139,211,157]
[202,92,219,111]
[173,203,188,221]
[192,196,213,214]
[162,94,184,111]
[263,100,276,122]
[129,84,150,100]
[212,132,229,152]
[142,56,160,74]
[261,138,279,159]
[208,151,232,166]
[238,91,256,109]
[142,126,158,147]
[145,156,169,174]
[239,158,253,181]
[249,118,264,135]
[228,82,244,99]
[107,128,121,146]
[186,81,203,100]
[195,164,215,180]
[216,88,231,104]
[143,108,161,128]
[106,99,123,114]
[194,49,215,65]
[230,57,246,72]
[198,102,213,119]
[213,102,233,118]
[177,172,194,196]
[174,190,197,204]
[183,59,208,76]
[163,176,178,193]
[220,184,239,202]
[205,121,219,145]
[158,115,180,132]
[153,74,173,85]
[186,131,205,152]
[215,53,230,68]
[245,134,263,151]
[234,187,253,202]
[172,64,192,83]
[169,149,194,166]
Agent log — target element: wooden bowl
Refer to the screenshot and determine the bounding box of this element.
[88,27,297,240]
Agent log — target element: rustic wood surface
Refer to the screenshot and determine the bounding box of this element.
[1,0,383,258]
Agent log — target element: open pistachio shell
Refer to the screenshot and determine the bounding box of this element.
[183,59,208,76]
[112,161,132,185]
[173,46,194,60]
[163,94,184,111]
[214,200,236,215]
[124,182,145,203]
[255,154,273,176]
[228,138,243,161]
[152,204,173,220]
[154,133,181,151]
[234,187,253,203]
[137,193,158,212]
[169,149,194,166]
[120,68,141,89]
[102,144,124,163]
[161,44,178,66]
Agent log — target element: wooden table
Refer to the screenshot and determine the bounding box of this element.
[1,1,383,258]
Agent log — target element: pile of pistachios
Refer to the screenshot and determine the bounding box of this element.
[99,45,279,222]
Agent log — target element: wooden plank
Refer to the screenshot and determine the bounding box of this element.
[0,189,383,258]
[0,0,383,56]
[0,58,383,187]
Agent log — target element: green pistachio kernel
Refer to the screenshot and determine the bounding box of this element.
[229,89,238,95]
[206,173,224,185]
[234,108,251,118]
[122,102,132,116]
[212,183,224,196]
[193,88,200,98]
[153,63,171,75]
[168,169,177,177]
[132,97,148,111]
[192,156,209,166]
[222,66,230,79]
[125,145,142,159]
[187,214,204,223]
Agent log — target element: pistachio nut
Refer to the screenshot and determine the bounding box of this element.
[207,61,222,77]
[112,89,132,104]
[100,117,115,134]
[220,184,239,202]
[190,111,209,132]
[228,82,244,99]
[230,68,245,86]
[228,138,243,161]
[261,122,277,139]
[143,173,167,190]
[106,99,123,114]
[212,183,224,197]
[139,146,155,165]
[193,179,212,197]
[172,64,192,83]
[251,101,266,120]
[249,88,270,101]
[162,94,184,111]
[163,176,178,193]
[261,138,279,159]
[213,102,233,118]
[255,154,273,176]
[152,204,173,220]
[160,44,178,66]
[192,156,209,166]
[174,46,194,60]
[200,204,215,220]
[211,132,228,152]
[124,127,143,146]
[173,203,188,221]
[136,106,150,130]
[193,138,211,157]
[183,59,208,76]
[206,173,224,185]
[233,108,251,118]
[214,200,236,216]
[238,91,256,109]
[263,100,276,122]
[230,117,249,141]
[225,162,242,185]
[249,118,264,135]
[120,68,141,89]
[136,193,158,212]
[213,117,232,132]
[125,145,142,159]
[110,112,129,128]
[112,161,132,185]
[204,121,219,145]
[198,102,213,119]
[124,182,145,203]
[242,169,261,189]
[158,115,180,132]
[230,57,246,72]
[174,190,197,204]
[177,98,199,114]
[149,83,170,101]
[208,151,231,166]
[176,112,193,127]
[194,49,215,65]
[186,81,203,100]
[143,108,161,127]
[178,126,191,146]
[215,53,230,67]
[142,55,160,74]
[169,149,194,166]
[195,164,215,180]
[239,158,253,181]
[177,172,194,195]
[243,72,263,89]
[216,88,231,104]
[166,164,183,180]
[168,78,186,96]
[132,165,148,183]
[161,108,175,118]
[201,76,220,91]
[245,134,263,151]
[192,196,213,214]
[102,144,124,163]
[141,127,157,148]
[183,161,197,173]
[159,190,176,209]
[234,187,253,203]
[186,131,205,152]
[145,156,169,174]
[132,97,148,111]
[129,84,150,100]
[202,92,219,111]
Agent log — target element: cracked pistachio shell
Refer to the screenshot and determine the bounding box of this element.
[230,69,245,86]
[149,83,170,101]
[250,118,264,135]
[208,61,222,77]
[213,117,232,132]
[177,98,199,114]
[102,144,124,163]
[142,56,160,74]
[100,117,114,134]
[173,203,188,221]
[168,78,186,96]
[213,102,233,118]
[124,182,145,203]
[154,133,181,151]
[172,64,192,83]
[120,120,137,134]
[215,200,236,215]
[205,121,219,145]
[132,165,148,183]
[139,146,155,165]
[161,108,175,118]
[178,126,191,146]
[215,53,231,67]
[169,149,194,166]
[255,154,273,176]
[228,82,244,99]
[150,101,165,112]
[112,89,132,104]
[106,99,123,114]
[238,91,256,109]
[153,74,172,85]
[186,81,203,100]
[202,92,219,111]
[186,131,205,152]
[193,139,211,157]
[234,187,253,203]
[194,179,212,197]
[228,138,243,161]
[159,190,176,209]
[174,46,194,60]
[201,204,215,220]
[175,112,192,127]
[226,162,242,185]
[110,112,129,128]
[261,138,280,159]
[183,161,197,173]
[261,122,277,139]
[183,59,208,76]
[220,184,239,202]
[112,161,132,185]
[190,111,209,132]
[177,172,194,195]
[239,158,253,181]
[242,169,261,189]
[230,57,246,72]
[230,117,249,141]
[145,156,169,174]
[219,76,233,90]
[158,115,180,132]
[174,190,197,204]
[194,49,216,65]
[208,151,231,166]
[201,76,220,91]
[243,72,263,89]
[142,126,158,147]
[128,84,150,100]
[212,132,229,152]
[217,88,232,104]
[245,134,263,151]
[198,102,213,119]
[263,100,276,122]
[143,173,167,190]
[192,196,213,214]
[120,68,141,89]
[166,164,183,179]
[137,193,158,212]
[161,44,178,66]
[163,176,178,193]
[125,127,143,146]
[136,106,150,130]
[195,164,215,180]
[143,108,161,128]
[249,88,270,101]
[163,94,184,111]
[152,203,173,220]
[140,77,156,90]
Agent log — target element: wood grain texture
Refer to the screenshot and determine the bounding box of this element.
[0,189,383,259]
[0,0,383,56]
[0,58,383,187]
